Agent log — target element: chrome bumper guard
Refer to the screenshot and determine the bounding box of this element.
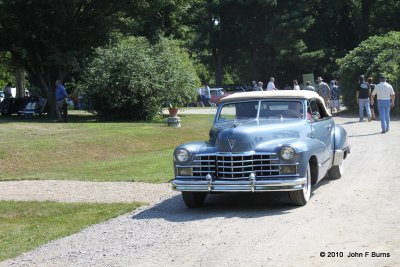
[171,177,307,192]
[333,147,350,166]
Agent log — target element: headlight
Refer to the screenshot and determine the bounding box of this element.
[175,148,191,162]
[280,146,295,161]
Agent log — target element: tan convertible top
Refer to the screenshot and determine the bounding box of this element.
[220,90,331,116]
[221,90,322,102]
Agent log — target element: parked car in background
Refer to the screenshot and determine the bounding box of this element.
[0,91,4,103]
[172,90,350,208]
[209,88,228,106]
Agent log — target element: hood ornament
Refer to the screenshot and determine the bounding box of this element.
[228,139,236,150]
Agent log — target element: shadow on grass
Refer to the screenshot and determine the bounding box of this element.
[0,112,209,125]
[0,113,97,124]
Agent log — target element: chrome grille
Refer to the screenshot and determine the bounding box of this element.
[193,155,217,177]
[193,154,281,180]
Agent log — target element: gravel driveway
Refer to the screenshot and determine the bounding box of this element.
[1,115,399,267]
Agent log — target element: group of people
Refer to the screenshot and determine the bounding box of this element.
[252,76,341,114]
[357,74,395,133]
[252,77,278,91]
[313,77,341,115]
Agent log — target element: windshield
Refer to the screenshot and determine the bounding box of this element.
[217,100,305,122]
[218,101,259,121]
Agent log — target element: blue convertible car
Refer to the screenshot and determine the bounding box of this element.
[172,91,350,207]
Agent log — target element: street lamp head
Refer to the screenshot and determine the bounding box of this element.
[213,18,220,26]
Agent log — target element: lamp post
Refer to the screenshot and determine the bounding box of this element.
[210,16,222,87]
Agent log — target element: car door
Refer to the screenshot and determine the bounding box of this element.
[309,99,334,176]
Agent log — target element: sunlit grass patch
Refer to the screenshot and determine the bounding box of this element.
[0,201,141,261]
[0,113,213,182]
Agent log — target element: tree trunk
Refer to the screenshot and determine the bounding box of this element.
[15,70,25,99]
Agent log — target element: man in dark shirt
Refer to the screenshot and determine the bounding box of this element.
[55,80,68,122]
[356,75,371,122]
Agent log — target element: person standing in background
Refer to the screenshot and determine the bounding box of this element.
[356,75,372,122]
[316,77,331,106]
[251,81,257,91]
[367,77,376,120]
[266,77,277,91]
[303,81,315,91]
[370,75,395,133]
[55,80,68,122]
[293,80,300,90]
[3,82,13,98]
[196,87,204,107]
[330,80,340,114]
[203,83,211,106]
[255,81,263,91]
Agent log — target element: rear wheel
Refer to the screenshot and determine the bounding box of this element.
[182,192,207,208]
[289,163,311,206]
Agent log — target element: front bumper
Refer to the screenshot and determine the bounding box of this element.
[171,177,307,192]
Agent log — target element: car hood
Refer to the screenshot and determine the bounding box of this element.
[209,119,310,152]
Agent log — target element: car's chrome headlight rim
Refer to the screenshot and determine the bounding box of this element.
[280,146,296,161]
[175,148,191,163]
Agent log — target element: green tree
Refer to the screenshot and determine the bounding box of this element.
[80,37,199,120]
[213,0,322,85]
[336,31,400,111]
[0,0,126,114]
[0,53,14,88]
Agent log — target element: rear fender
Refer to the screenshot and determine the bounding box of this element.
[333,125,350,165]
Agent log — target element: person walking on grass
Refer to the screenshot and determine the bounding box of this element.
[370,75,395,133]
[356,75,372,122]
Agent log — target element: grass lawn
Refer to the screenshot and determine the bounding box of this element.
[0,201,141,261]
[0,111,214,182]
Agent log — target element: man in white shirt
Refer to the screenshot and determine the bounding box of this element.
[370,75,395,133]
[293,80,300,90]
[266,77,277,91]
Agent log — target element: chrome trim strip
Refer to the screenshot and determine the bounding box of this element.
[175,174,299,179]
[171,177,307,192]
[217,163,295,169]
[194,152,276,157]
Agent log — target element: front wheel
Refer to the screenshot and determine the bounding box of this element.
[289,163,311,206]
[181,192,207,208]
